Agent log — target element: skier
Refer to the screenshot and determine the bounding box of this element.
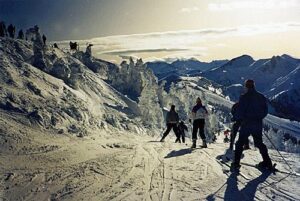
[160,105,179,142]
[42,34,47,45]
[85,43,93,57]
[177,121,188,143]
[231,80,273,171]
[0,21,7,37]
[53,43,59,48]
[230,102,250,150]
[190,97,208,148]
[223,129,230,143]
[7,24,15,38]
[17,29,24,39]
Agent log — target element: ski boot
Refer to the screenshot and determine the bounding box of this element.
[230,162,241,172]
[243,144,250,150]
[175,138,181,143]
[256,161,274,171]
[201,139,207,148]
[191,140,196,149]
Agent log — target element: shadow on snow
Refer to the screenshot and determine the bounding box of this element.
[164,148,192,158]
[206,171,271,201]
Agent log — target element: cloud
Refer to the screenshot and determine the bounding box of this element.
[118,55,139,60]
[55,22,300,62]
[180,6,199,13]
[103,48,190,55]
[208,0,300,11]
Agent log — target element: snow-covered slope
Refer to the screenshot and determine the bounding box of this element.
[0,37,151,160]
[1,36,300,201]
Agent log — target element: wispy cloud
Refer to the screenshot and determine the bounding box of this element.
[180,6,199,13]
[208,0,300,11]
[56,22,300,62]
[103,48,189,55]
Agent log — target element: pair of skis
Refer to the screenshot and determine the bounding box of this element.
[216,154,278,180]
[215,156,251,180]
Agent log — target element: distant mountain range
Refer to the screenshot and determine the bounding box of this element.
[146,54,300,121]
[146,58,228,80]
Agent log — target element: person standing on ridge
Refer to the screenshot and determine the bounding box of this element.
[160,105,179,142]
[42,34,47,45]
[230,102,250,150]
[7,24,15,38]
[17,29,24,39]
[231,79,273,171]
[0,21,8,37]
[190,97,208,148]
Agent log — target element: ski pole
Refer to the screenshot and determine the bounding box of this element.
[263,131,294,172]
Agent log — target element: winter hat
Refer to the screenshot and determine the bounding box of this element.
[196,97,202,104]
[245,79,255,89]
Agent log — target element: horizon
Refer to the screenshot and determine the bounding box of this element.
[1,0,300,63]
[55,27,300,64]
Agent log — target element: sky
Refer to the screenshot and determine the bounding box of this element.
[1,0,300,63]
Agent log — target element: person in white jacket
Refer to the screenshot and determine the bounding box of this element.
[189,97,208,148]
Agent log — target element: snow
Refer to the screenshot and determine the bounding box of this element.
[1,127,299,201]
[0,36,300,201]
[265,115,300,136]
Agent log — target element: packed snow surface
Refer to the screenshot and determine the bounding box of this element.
[1,127,299,201]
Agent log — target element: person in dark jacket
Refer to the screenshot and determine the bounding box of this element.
[42,34,47,45]
[0,21,7,37]
[53,43,59,48]
[160,105,179,142]
[17,29,24,39]
[231,80,273,171]
[7,24,15,38]
[190,97,208,148]
[230,102,250,150]
[177,121,188,143]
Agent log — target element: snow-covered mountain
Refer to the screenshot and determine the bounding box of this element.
[199,54,300,121]
[146,58,228,79]
[202,54,300,96]
[1,33,300,201]
[0,37,146,138]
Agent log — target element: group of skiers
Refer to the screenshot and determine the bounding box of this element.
[161,79,274,171]
[160,97,208,148]
[0,21,47,45]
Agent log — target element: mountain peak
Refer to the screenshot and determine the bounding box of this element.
[238,54,254,60]
[280,54,300,62]
[226,54,254,67]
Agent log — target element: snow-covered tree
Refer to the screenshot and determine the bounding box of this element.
[138,83,163,128]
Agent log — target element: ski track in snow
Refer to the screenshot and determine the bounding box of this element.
[1,131,299,201]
